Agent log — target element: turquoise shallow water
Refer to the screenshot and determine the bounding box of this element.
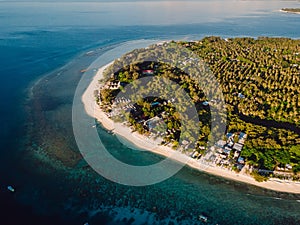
[1,1,300,224]
[23,41,300,225]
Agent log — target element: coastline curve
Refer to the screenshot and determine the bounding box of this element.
[72,40,227,186]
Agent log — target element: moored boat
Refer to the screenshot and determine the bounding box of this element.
[7,185,15,192]
[199,214,208,222]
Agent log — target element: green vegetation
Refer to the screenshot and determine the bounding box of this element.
[251,171,269,182]
[182,37,300,175]
[282,8,300,13]
[99,37,300,178]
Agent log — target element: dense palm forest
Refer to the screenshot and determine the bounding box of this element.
[99,37,300,177]
[281,8,300,13]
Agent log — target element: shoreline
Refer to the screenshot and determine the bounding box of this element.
[82,59,300,194]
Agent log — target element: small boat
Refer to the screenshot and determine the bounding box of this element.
[199,215,208,223]
[85,50,94,55]
[107,129,115,134]
[7,185,15,193]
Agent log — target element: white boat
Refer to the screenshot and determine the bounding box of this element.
[199,215,208,222]
[7,185,15,192]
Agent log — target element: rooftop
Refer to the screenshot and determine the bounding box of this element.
[233,142,243,152]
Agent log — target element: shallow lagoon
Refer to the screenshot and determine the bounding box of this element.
[23,41,300,225]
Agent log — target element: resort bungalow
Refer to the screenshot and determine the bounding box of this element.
[142,69,154,75]
[227,140,234,148]
[226,132,234,139]
[219,153,227,159]
[233,142,243,152]
[238,132,247,144]
[286,164,293,170]
[199,146,206,150]
[151,102,160,107]
[237,157,245,164]
[224,146,232,154]
[191,151,201,159]
[106,81,120,90]
[258,169,274,176]
[238,93,245,99]
[202,101,209,106]
[238,132,247,140]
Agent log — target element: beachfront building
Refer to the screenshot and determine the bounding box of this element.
[211,132,247,170]
[142,69,154,76]
[106,81,121,90]
[202,101,209,106]
[144,116,164,132]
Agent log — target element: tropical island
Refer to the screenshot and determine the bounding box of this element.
[82,37,300,193]
[281,8,300,14]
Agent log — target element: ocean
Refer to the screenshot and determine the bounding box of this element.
[1,1,300,224]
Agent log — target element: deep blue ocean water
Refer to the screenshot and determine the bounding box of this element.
[1,1,300,225]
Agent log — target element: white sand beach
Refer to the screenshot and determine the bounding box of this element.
[82,62,300,194]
